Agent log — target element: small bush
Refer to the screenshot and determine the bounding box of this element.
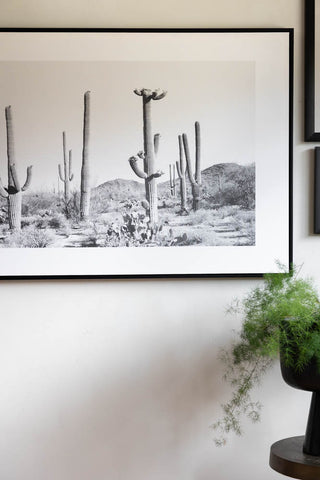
[3,225,54,248]
[35,215,50,229]
[0,207,7,224]
[22,191,60,216]
[48,213,69,230]
[21,215,38,228]
[59,191,80,220]
[0,224,9,239]
[82,222,110,247]
[218,166,255,209]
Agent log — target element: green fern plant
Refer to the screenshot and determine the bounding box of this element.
[213,263,320,446]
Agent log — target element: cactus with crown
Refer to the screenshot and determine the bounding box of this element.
[0,106,33,230]
[182,121,201,211]
[129,88,167,226]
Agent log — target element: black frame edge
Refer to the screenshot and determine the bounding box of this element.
[315,147,320,233]
[304,0,320,140]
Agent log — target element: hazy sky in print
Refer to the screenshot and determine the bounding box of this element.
[0,60,255,191]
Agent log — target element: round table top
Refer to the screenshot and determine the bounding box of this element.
[270,436,320,480]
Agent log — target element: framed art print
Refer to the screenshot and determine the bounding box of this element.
[305,0,320,140]
[0,29,293,278]
[315,147,320,233]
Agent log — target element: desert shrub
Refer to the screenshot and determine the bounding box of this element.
[0,208,7,224]
[90,190,111,215]
[30,211,69,230]
[0,223,9,238]
[182,208,238,226]
[48,212,69,230]
[35,214,51,229]
[157,197,177,209]
[233,210,255,244]
[160,229,201,246]
[217,205,240,219]
[218,165,255,209]
[21,215,39,228]
[22,191,60,216]
[80,221,110,247]
[184,208,217,226]
[3,225,54,248]
[60,191,80,220]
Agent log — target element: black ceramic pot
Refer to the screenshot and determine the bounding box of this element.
[281,356,320,456]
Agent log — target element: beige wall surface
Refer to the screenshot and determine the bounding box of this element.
[0,1,315,479]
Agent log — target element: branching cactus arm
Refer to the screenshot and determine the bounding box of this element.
[152,89,167,100]
[69,150,74,182]
[0,177,8,198]
[59,131,68,182]
[176,135,187,212]
[21,166,33,192]
[154,133,160,155]
[177,135,186,176]
[129,156,147,179]
[169,164,176,196]
[182,133,196,185]
[176,160,182,178]
[58,163,64,182]
[153,170,164,178]
[9,164,21,191]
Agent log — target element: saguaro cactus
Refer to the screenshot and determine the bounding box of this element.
[182,121,201,211]
[0,106,33,230]
[176,135,187,212]
[130,88,167,226]
[58,131,74,207]
[80,90,91,220]
[169,164,176,197]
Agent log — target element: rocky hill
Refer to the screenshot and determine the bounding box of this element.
[94,163,255,207]
[94,178,145,201]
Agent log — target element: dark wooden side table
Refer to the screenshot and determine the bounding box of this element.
[270,436,320,479]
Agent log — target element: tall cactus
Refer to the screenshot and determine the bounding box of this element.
[80,90,91,220]
[58,131,74,209]
[0,106,33,230]
[182,121,201,211]
[130,88,167,226]
[169,164,176,197]
[176,134,187,212]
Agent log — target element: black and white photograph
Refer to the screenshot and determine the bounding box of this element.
[0,30,292,277]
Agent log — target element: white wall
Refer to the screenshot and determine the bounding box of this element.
[0,1,315,479]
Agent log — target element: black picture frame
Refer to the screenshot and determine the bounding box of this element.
[0,28,293,279]
[305,0,320,141]
[315,147,320,233]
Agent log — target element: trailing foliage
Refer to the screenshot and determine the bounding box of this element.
[212,263,320,446]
